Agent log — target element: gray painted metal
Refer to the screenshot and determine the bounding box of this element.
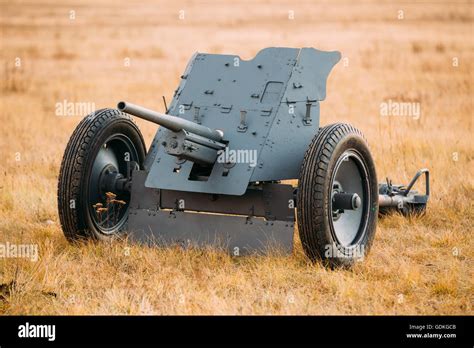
[127,170,295,254]
[118,102,227,165]
[378,169,430,214]
[140,47,341,195]
[128,209,294,255]
[118,101,224,142]
[160,184,295,221]
[252,48,341,181]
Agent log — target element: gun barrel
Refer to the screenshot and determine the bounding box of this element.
[117,101,224,142]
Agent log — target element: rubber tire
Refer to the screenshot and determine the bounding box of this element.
[57,108,146,242]
[297,123,378,268]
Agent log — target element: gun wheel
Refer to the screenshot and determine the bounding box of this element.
[297,123,378,267]
[57,109,146,242]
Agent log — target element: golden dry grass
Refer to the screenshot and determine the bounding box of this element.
[0,0,472,314]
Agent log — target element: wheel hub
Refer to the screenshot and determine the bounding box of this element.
[88,135,139,234]
[329,151,369,247]
[99,164,125,199]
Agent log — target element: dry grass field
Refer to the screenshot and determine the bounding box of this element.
[0,0,472,315]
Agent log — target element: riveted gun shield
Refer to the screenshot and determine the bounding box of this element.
[57,47,429,267]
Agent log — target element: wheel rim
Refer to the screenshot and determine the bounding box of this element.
[329,150,370,247]
[88,134,140,234]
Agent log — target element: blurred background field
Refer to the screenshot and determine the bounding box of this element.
[0,0,472,314]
